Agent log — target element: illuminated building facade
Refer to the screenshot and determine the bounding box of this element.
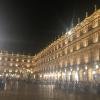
[0,51,35,80]
[33,9,100,83]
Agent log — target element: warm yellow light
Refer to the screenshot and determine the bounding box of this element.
[58,72,61,78]
[68,30,72,35]
[15,69,18,73]
[27,64,30,68]
[27,69,30,72]
[22,59,24,62]
[34,75,35,79]
[9,69,12,73]
[92,71,96,74]
[96,65,99,69]
[70,47,73,52]
[6,74,8,77]
[62,72,66,76]
[75,72,78,81]
[83,27,88,33]
[31,71,33,74]
[84,56,88,63]
[76,44,80,50]
[84,72,86,75]
[76,32,80,37]
[16,64,18,67]
[83,39,88,47]
[10,58,13,61]
[40,74,42,78]
[27,60,30,63]
[69,72,71,75]
[4,69,6,72]
[0,57,2,60]
[16,59,19,62]
[85,66,87,70]
[77,67,79,71]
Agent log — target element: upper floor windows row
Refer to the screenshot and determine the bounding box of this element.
[48,17,100,54]
[0,57,33,63]
[37,17,100,59]
[40,32,99,64]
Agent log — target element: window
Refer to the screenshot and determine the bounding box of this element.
[83,39,88,47]
[76,43,80,50]
[93,32,98,43]
[70,46,73,52]
[84,51,89,63]
[92,18,98,28]
[82,25,88,33]
[65,39,68,45]
[76,31,80,38]
[16,58,19,62]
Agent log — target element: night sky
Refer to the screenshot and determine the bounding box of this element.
[0,0,99,55]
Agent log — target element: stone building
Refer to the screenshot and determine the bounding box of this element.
[33,9,100,83]
[0,51,35,80]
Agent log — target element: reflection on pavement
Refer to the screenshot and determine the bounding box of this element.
[0,80,100,100]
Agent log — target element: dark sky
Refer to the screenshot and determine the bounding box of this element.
[0,0,99,55]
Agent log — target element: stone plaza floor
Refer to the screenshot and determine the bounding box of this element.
[0,81,100,100]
